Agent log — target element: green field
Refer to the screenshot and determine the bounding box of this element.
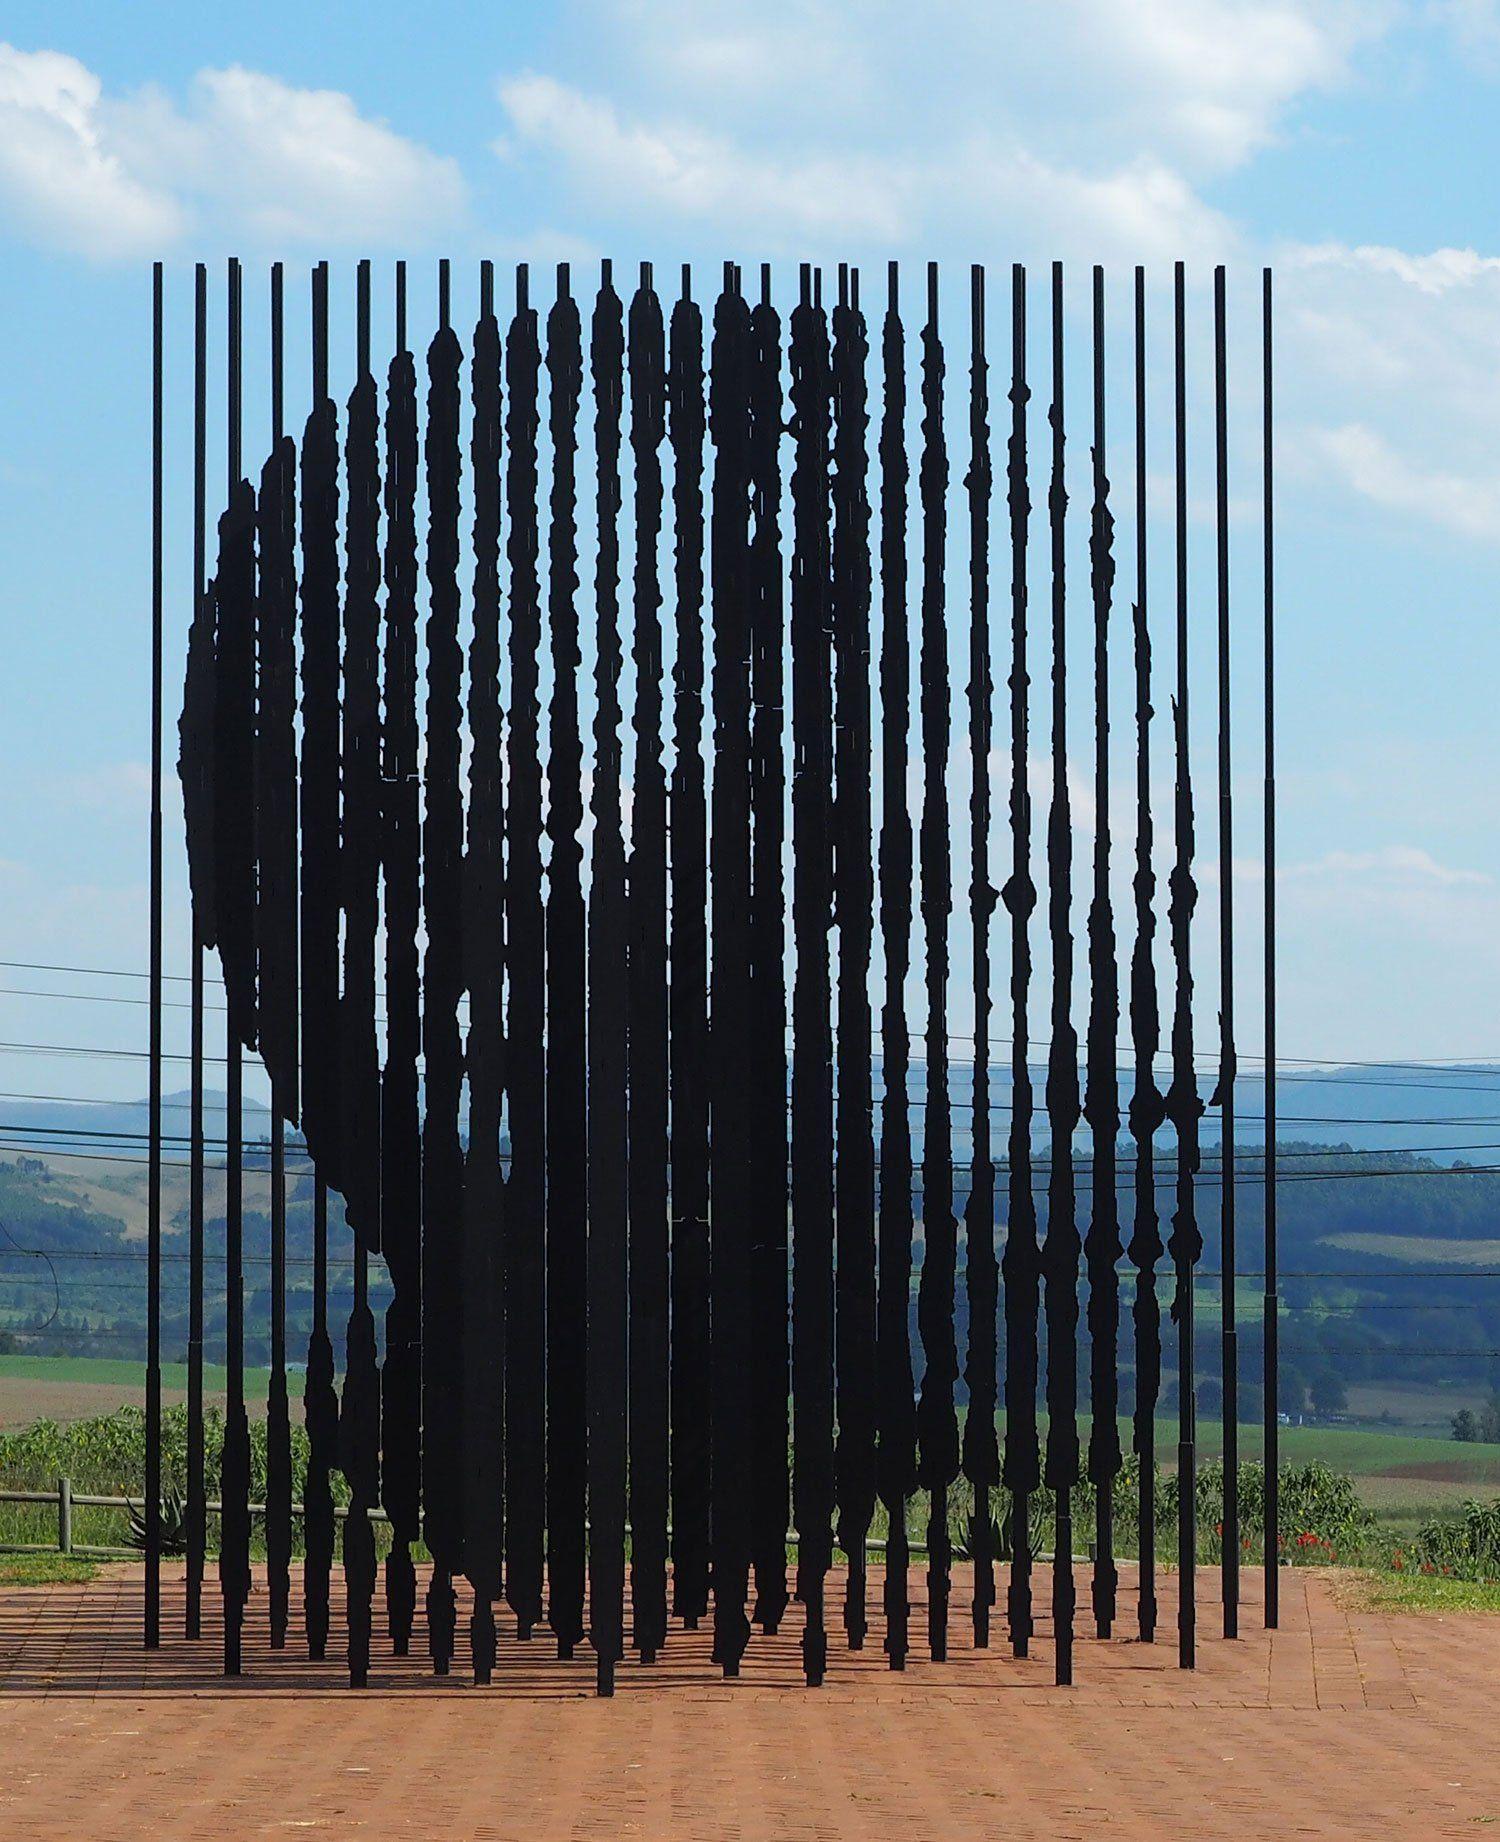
[3,1357,1500,1549]
[0,1354,278,1393]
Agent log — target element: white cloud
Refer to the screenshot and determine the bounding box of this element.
[1312,424,1500,542]
[497,72,906,242]
[1431,0,1500,55]
[1285,845,1494,888]
[0,46,183,256]
[1282,240,1500,543]
[0,45,465,259]
[1291,241,1500,296]
[1018,0,1386,170]
[497,77,1234,265]
[495,0,1379,264]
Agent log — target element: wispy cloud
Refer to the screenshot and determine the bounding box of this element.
[1311,422,1500,542]
[0,45,466,259]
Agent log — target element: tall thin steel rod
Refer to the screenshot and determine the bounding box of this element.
[463,257,504,1687]
[1127,264,1164,1644]
[1214,264,1239,1640]
[185,264,207,1643]
[961,262,998,1651]
[833,262,876,1652]
[145,258,163,1651]
[1041,260,1080,1690]
[1168,260,1203,1671]
[875,260,916,1672]
[916,259,957,1667]
[628,261,670,1665]
[1262,265,1280,1630]
[708,260,754,1679]
[302,260,340,1667]
[221,252,249,1678]
[1000,262,1038,1661]
[340,259,382,1688]
[265,261,293,1655]
[667,266,711,1634]
[421,257,464,1675]
[1083,263,1121,1643]
[380,258,421,1657]
[505,257,548,1649]
[789,261,835,1689]
[545,260,588,1660]
[587,260,628,1697]
[748,261,790,1644]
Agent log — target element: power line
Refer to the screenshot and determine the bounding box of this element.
[11,954,1500,1079]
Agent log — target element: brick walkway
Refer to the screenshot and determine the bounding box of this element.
[1,1562,1495,1838]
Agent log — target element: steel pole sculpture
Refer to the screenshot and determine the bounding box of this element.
[163,257,1270,1696]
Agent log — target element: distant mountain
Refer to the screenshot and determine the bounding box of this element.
[884,1061,1500,1165]
[5,1064,1496,1169]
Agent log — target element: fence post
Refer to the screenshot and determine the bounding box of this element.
[58,1476,72,1555]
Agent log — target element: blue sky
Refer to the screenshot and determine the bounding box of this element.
[2,0,1500,1102]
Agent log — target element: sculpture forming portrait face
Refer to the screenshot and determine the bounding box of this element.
[161,254,1272,1695]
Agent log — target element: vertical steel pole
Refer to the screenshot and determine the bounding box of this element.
[1215,266,1238,1640]
[1262,267,1279,1629]
[1172,261,1198,1672]
[146,259,164,1650]
[224,253,246,1678]
[267,261,292,1652]
[186,264,207,1641]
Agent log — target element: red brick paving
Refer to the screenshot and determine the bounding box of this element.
[1,1561,1495,1839]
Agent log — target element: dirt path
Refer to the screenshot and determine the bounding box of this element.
[0,1560,1494,1839]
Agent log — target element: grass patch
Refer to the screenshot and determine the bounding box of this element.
[0,1553,98,1585]
[1335,1568,1500,1615]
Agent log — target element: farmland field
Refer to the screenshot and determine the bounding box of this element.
[0,1354,284,1427]
[3,1356,1500,1539]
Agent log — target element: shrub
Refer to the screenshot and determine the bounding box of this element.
[1411,1497,1500,1582]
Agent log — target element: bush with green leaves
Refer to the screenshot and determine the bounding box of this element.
[0,1404,352,1557]
[1409,1497,1500,1582]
